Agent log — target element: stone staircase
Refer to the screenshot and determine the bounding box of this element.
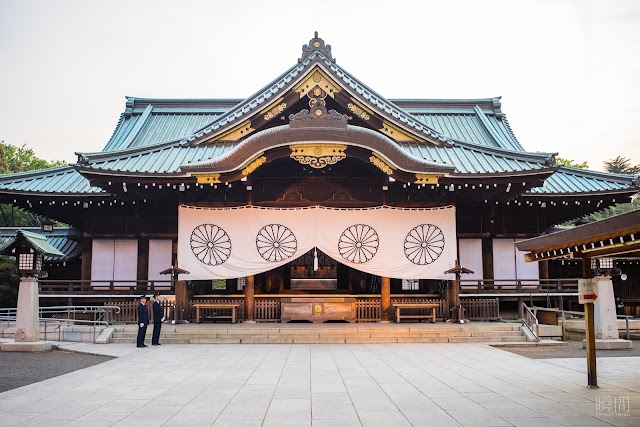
[109,323,526,344]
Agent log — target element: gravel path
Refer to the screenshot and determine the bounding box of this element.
[496,340,639,359]
[0,349,114,393]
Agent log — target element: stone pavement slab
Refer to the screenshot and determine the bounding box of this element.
[0,342,638,426]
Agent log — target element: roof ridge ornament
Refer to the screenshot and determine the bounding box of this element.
[289,85,347,128]
[299,31,335,63]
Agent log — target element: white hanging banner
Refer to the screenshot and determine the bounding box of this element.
[178,205,457,280]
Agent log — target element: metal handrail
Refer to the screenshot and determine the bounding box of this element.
[0,315,110,343]
[0,305,121,323]
[531,306,634,340]
[0,315,62,342]
[521,303,540,342]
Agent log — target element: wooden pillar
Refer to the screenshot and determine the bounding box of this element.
[80,234,92,291]
[137,236,149,292]
[244,275,255,323]
[582,257,598,388]
[448,279,458,321]
[175,279,190,322]
[381,276,391,322]
[481,237,494,289]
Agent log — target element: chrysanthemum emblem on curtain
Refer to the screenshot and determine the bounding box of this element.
[404,224,445,265]
[256,224,298,262]
[338,224,379,263]
[190,224,232,265]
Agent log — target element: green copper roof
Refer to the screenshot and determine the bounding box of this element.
[103,101,226,152]
[0,37,636,199]
[526,167,638,195]
[0,166,105,195]
[0,227,81,261]
[0,230,65,258]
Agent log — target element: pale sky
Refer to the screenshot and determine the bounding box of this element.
[1,0,639,172]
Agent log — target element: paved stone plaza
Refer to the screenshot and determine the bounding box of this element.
[0,343,638,426]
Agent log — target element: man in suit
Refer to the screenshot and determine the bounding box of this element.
[137,295,149,348]
[151,291,165,346]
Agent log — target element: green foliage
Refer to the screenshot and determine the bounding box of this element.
[0,141,66,174]
[212,279,227,290]
[0,140,65,306]
[0,141,65,227]
[0,257,18,308]
[0,205,45,227]
[603,156,640,175]
[584,197,640,222]
[555,157,588,169]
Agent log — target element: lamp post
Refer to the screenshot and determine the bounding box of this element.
[0,230,63,352]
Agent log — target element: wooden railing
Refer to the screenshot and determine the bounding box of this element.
[108,300,175,323]
[42,293,502,323]
[461,298,500,321]
[38,279,174,295]
[255,298,280,322]
[460,279,579,294]
[356,299,380,322]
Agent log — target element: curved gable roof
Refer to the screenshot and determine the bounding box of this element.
[181,50,454,147]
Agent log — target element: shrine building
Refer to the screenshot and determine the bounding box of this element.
[0,33,638,323]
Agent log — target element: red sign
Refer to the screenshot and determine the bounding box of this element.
[578,279,598,304]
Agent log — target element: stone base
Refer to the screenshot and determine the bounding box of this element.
[581,339,633,350]
[1,341,53,352]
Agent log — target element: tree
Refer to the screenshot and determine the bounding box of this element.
[0,141,66,307]
[0,141,66,227]
[584,197,640,222]
[555,157,588,169]
[0,141,66,174]
[0,257,19,308]
[603,156,640,175]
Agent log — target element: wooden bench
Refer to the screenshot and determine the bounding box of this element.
[193,303,239,324]
[393,303,438,323]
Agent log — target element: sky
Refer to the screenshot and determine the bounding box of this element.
[1,0,639,172]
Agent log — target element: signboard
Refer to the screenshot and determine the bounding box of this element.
[578,278,598,304]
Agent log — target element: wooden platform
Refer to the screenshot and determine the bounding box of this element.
[109,322,526,344]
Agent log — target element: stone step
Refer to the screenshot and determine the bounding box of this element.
[108,323,526,344]
[111,326,522,335]
[111,332,525,342]
[110,334,527,344]
[114,325,520,335]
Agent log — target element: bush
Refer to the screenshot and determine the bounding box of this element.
[0,257,18,308]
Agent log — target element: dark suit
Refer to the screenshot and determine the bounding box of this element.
[152,299,163,345]
[137,302,149,347]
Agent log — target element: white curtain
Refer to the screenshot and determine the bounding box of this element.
[91,240,115,287]
[148,239,173,289]
[493,238,539,283]
[91,239,138,289]
[458,239,483,281]
[178,205,457,280]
